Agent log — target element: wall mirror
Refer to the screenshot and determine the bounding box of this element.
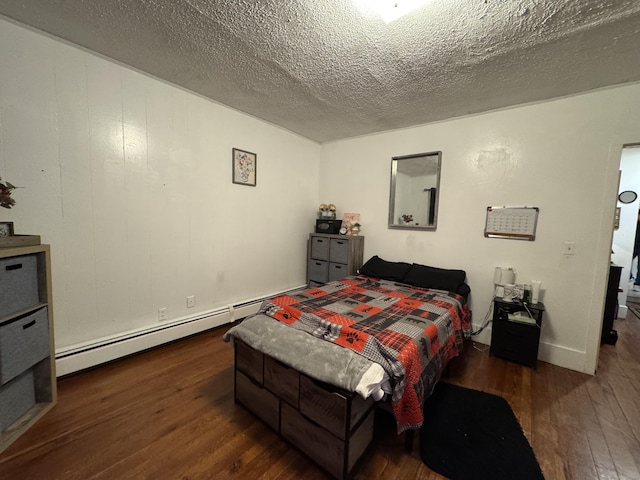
[388,151,441,230]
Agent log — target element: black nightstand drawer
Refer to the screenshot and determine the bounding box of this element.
[490,321,540,366]
[490,299,545,369]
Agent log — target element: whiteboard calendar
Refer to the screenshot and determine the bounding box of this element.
[484,206,539,240]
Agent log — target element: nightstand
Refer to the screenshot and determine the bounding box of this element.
[490,298,545,369]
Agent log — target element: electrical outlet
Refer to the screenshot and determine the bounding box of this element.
[187,295,195,308]
[158,307,168,321]
[563,241,576,255]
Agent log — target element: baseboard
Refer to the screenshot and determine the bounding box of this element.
[470,322,591,375]
[618,304,628,319]
[55,286,305,376]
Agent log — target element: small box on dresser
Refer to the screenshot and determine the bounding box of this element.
[0,245,57,454]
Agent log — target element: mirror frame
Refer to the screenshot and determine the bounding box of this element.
[388,151,442,231]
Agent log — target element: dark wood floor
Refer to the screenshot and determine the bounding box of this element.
[2,312,640,480]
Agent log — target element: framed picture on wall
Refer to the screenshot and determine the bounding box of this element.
[232,148,257,186]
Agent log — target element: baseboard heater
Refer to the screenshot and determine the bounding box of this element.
[55,285,304,377]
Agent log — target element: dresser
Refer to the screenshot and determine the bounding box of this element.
[307,233,364,287]
[234,339,375,479]
[0,244,57,453]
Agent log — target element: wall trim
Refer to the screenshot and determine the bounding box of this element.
[55,286,304,377]
[471,322,590,374]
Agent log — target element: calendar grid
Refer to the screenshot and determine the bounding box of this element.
[484,206,539,240]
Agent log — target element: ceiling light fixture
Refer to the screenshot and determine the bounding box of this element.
[354,0,432,23]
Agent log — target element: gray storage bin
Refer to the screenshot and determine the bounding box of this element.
[329,263,348,282]
[310,236,330,260]
[308,259,329,284]
[0,255,39,318]
[0,307,49,385]
[0,369,35,431]
[329,238,350,264]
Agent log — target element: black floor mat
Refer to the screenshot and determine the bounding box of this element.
[419,382,544,480]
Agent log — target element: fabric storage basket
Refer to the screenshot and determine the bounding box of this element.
[0,254,39,318]
[329,238,350,264]
[0,307,50,385]
[0,370,35,431]
[310,236,330,260]
[308,259,329,284]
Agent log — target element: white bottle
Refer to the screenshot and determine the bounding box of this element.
[531,280,541,304]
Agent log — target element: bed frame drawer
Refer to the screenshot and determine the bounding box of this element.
[234,347,375,479]
[264,356,299,408]
[234,339,264,385]
[299,374,374,440]
[235,370,280,432]
[281,401,374,480]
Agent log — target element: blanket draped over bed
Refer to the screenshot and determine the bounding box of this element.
[259,275,471,433]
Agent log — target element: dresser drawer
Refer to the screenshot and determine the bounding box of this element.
[0,307,50,385]
[234,339,264,385]
[310,236,330,260]
[490,320,540,366]
[235,370,280,432]
[281,401,374,480]
[0,255,39,318]
[264,356,299,408]
[299,374,374,440]
[328,263,348,282]
[308,259,329,284]
[0,370,35,431]
[329,238,350,264]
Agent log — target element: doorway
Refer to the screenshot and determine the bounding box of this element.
[611,145,640,320]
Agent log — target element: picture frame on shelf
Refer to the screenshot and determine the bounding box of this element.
[232,148,257,187]
[0,221,14,238]
[341,213,360,235]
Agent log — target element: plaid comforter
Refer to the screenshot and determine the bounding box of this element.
[259,275,471,432]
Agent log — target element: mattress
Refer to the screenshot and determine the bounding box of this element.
[224,314,391,401]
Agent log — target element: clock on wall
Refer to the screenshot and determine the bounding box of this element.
[618,190,638,204]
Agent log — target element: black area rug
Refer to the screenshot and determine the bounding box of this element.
[419,382,544,480]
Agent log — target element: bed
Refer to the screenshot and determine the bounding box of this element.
[224,255,471,479]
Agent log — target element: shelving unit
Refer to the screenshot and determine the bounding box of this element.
[306,233,364,287]
[0,244,57,453]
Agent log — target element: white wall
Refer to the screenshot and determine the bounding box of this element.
[612,146,640,313]
[0,18,321,354]
[320,84,640,374]
[3,15,640,377]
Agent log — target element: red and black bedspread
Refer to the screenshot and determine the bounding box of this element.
[258,275,471,433]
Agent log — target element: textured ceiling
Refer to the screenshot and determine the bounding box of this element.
[0,0,639,143]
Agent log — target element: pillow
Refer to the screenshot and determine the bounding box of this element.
[359,255,412,282]
[402,263,467,293]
